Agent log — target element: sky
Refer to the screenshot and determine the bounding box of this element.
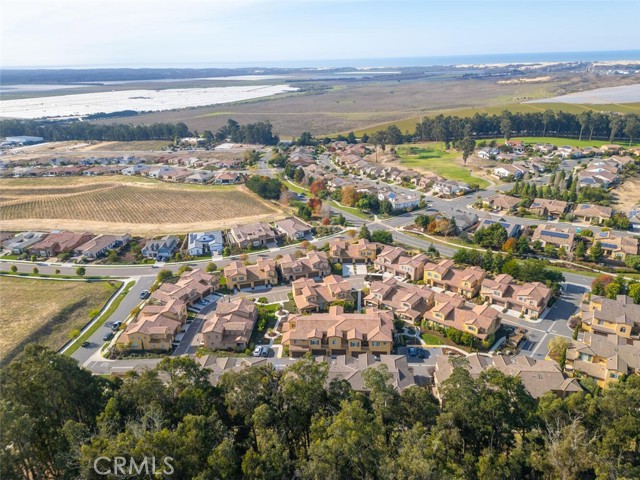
[1,0,639,68]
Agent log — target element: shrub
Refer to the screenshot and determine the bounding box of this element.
[9,265,17,273]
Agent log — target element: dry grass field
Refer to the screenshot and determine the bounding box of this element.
[89,74,639,138]
[0,177,284,234]
[611,176,640,212]
[0,277,120,364]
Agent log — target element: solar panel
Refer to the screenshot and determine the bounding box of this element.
[541,230,569,239]
[601,243,617,249]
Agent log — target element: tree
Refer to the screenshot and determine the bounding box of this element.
[460,136,476,166]
[297,204,312,221]
[340,185,358,207]
[501,237,517,254]
[500,115,512,141]
[75,266,86,277]
[591,274,614,296]
[474,222,508,249]
[346,131,356,143]
[590,241,603,262]
[206,262,217,273]
[574,240,586,259]
[157,269,173,283]
[32,267,39,274]
[371,230,393,244]
[359,225,371,240]
[9,265,17,273]
[624,115,640,146]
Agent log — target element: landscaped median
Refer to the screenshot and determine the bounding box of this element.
[62,280,134,356]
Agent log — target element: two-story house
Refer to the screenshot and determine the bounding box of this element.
[281,305,394,357]
[141,235,180,261]
[200,298,258,351]
[423,260,486,298]
[224,259,278,291]
[329,238,378,264]
[373,246,430,281]
[364,277,436,324]
[278,251,331,282]
[481,274,552,319]
[291,274,353,312]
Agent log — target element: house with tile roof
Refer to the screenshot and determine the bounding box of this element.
[224,259,278,291]
[281,305,395,357]
[434,354,582,400]
[531,225,575,251]
[580,295,640,340]
[364,277,439,324]
[572,203,613,224]
[529,198,568,218]
[373,246,430,281]
[278,251,331,282]
[423,259,486,298]
[592,231,639,260]
[424,300,500,341]
[328,238,378,264]
[228,223,278,249]
[199,298,258,351]
[291,274,353,312]
[481,274,552,319]
[275,217,313,241]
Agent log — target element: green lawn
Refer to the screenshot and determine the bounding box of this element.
[512,136,639,148]
[395,143,490,188]
[421,333,444,345]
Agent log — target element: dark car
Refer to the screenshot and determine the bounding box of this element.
[407,347,417,357]
[111,321,122,331]
[81,341,91,348]
[416,348,426,359]
[103,332,114,342]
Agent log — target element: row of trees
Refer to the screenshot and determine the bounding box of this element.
[0,117,279,145]
[414,110,640,144]
[3,345,639,480]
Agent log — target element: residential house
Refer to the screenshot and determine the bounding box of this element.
[580,295,640,340]
[228,223,278,249]
[119,313,182,352]
[572,203,613,224]
[364,277,437,324]
[565,333,640,388]
[434,354,582,400]
[281,305,394,357]
[477,147,500,159]
[29,231,94,257]
[329,238,378,264]
[425,299,500,341]
[481,274,552,319]
[122,164,149,176]
[373,246,429,281]
[451,210,479,231]
[291,275,353,312]
[187,231,224,256]
[200,298,258,351]
[531,225,575,252]
[186,171,215,184]
[433,179,471,196]
[493,163,526,179]
[577,169,616,188]
[75,234,131,259]
[224,259,278,291]
[378,190,421,210]
[599,144,623,154]
[483,194,521,212]
[2,231,48,254]
[532,143,556,155]
[416,172,444,190]
[151,269,219,305]
[275,217,313,241]
[214,171,243,184]
[592,231,639,260]
[423,259,486,298]
[147,166,174,178]
[141,235,180,261]
[279,251,331,282]
[529,198,568,218]
[475,218,522,238]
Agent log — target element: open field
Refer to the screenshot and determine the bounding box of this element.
[0,177,284,234]
[0,276,120,364]
[395,143,490,188]
[512,136,639,148]
[611,175,640,212]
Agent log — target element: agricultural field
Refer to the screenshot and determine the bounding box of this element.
[0,177,284,234]
[395,143,490,188]
[0,277,120,364]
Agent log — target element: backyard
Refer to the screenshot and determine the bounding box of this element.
[0,276,121,364]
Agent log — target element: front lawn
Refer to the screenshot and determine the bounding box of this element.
[421,333,444,345]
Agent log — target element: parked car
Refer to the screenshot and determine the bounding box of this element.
[416,348,426,359]
[407,347,417,357]
[103,332,114,342]
[253,345,264,357]
[139,290,150,299]
[81,341,91,348]
[111,321,122,331]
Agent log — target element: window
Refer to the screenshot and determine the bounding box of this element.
[620,327,626,333]
[310,339,319,345]
[332,339,338,345]
[350,341,359,347]
[372,341,380,347]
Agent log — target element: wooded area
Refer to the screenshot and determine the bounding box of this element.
[2,345,638,479]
